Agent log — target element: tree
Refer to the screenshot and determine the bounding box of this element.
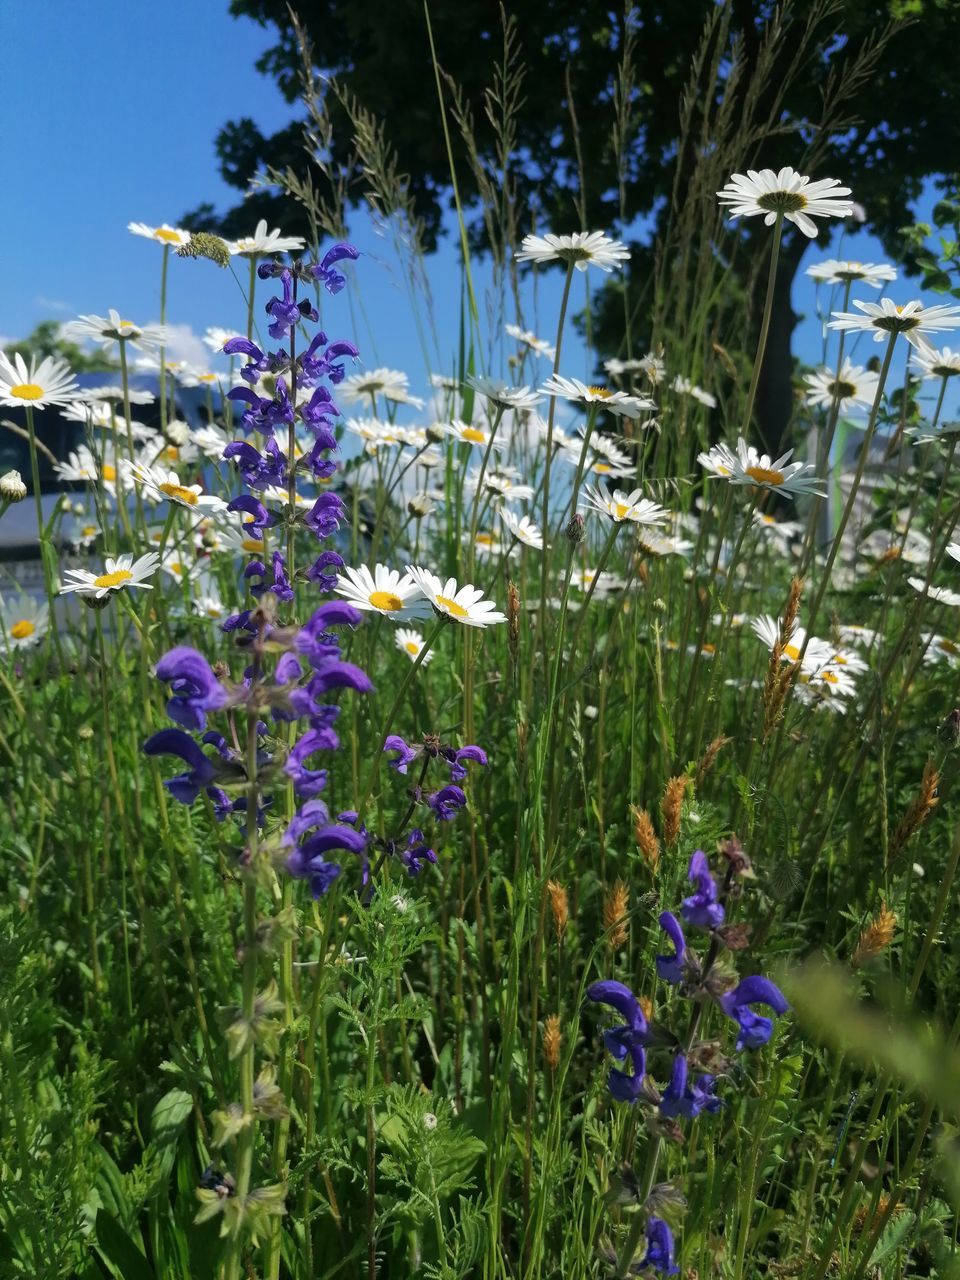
[187,0,960,448]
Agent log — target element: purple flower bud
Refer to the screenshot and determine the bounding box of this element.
[719,976,789,1051]
[656,911,686,985]
[155,647,227,732]
[642,1217,679,1275]
[427,784,467,821]
[681,849,725,930]
[143,728,216,805]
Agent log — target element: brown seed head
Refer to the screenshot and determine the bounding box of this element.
[543,1014,561,1072]
[888,759,940,867]
[631,804,661,872]
[603,880,629,950]
[546,879,569,941]
[851,902,897,968]
[661,775,690,846]
[637,995,653,1023]
[696,735,731,787]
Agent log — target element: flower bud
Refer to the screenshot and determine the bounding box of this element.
[564,513,585,543]
[0,470,27,502]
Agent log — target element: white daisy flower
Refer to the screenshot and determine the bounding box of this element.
[804,360,881,413]
[81,384,156,405]
[59,551,160,598]
[202,518,266,557]
[860,529,930,566]
[500,508,544,550]
[127,462,226,511]
[0,352,79,409]
[0,594,48,651]
[836,624,880,648]
[580,485,669,526]
[177,366,223,389]
[636,530,693,558]
[515,231,630,273]
[672,375,717,408]
[128,221,191,248]
[261,485,313,510]
[204,326,236,353]
[443,419,505,451]
[61,311,167,353]
[806,259,897,287]
[908,576,960,607]
[704,438,825,498]
[334,564,432,620]
[190,425,229,459]
[570,567,627,595]
[914,346,960,381]
[697,442,739,478]
[466,375,542,410]
[405,566,506,627]
[753,512,803,542]
[605,354,666,384]
[716,167,853,238]
[145,437,200,468]
[541,373,654,419]
[504,324,556,359]
[226,219,305,256]
[339,368,423,409]
[68,519,101,549]
[472,532,504,557]
[828,299,960,352]
[161,551,200,584]
[430,372,461,393]
[922,634,960,668]
[193,592,228,621]
[464,469,535,503]
[395,627,434,664]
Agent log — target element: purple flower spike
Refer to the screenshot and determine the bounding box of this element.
[659,1053,722,1119]
[658,1053,688,1118]
[642,1217,679,1276]
[448,744,488,782]
[312,241,360,294]
[155,647,227,732]
[587,980,650,1104]
[681,849,725,930]
[719,975,789,1051]
[656,910,686,985]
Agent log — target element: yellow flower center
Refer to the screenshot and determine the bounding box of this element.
[242,538,264,553]
[154,228,181,244]
[10,382,43,400]
[745,465,786,486]
[594,462,613,474]
[369,590,404,612]
[783,643,801,661]
[162,446,180,461]
[436,594,468,618]
[475,533,495,545]
[169,561,183,574]
[405,641,419,655]
[587,386,614,399]
[102,464,116,481]
[716,465,732,476]
[614,502,631,520]
[820,670,840,684]
[206,606,223,618]
[702,643,716,655]
[10,620,34,640]
[94,569,132,588]
[461,427,486,444]
[159,482,200,505]
[939,638,959,655]
[81,525,97,537]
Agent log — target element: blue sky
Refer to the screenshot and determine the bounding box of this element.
[1,1,952,424]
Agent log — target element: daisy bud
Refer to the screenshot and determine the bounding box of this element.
[564,513,586,544]
[426,423,447,443]
[0,470,26,502]
[408,492,434,519]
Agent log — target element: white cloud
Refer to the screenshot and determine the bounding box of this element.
[161,323,214,369]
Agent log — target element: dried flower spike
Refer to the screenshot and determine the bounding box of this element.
[603,880,629,950]
[546,879,569,941]
[661,776,690,847]
[631,804,661,872]
[888,759,939,867]
[851,902,897,968]
[543,1014,562,1072]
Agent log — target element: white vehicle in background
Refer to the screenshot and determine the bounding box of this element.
[0,373,214,601]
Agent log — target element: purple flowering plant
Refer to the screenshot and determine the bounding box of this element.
[586,840,788,1276]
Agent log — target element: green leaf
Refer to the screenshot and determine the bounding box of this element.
[94,1209,157,1280]
[150,1089,193,1145]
